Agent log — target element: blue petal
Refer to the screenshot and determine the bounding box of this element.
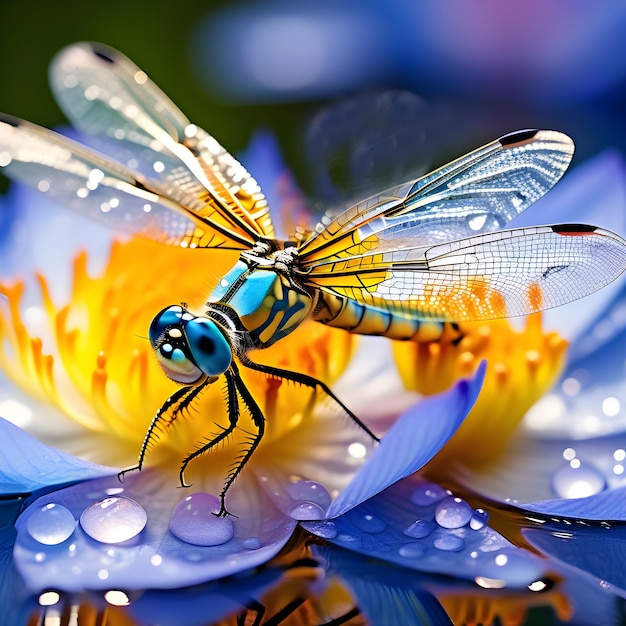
[315,544,453,626]
[0,417,114,495]
[305,475,547,586]
[14,470,297,591]
[523,522,626,598]
[523,484,626,520]
[326,362,486,518]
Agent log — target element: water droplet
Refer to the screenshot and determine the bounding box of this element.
[410,482,449,507]
[337,533,362,546]
[435,497,472,529]
[469,508,489,531]
[403,519,434,539]
[242,537,263,550]
[104,590,130,607]
[169,493,234,546]
[304,521,338,539]
[347,442,368,459]
[552,461,606,498]
[562,447,576,461]
[485,551,543,586]
[80,496,147,544]
[289,501,326,521]
[347,511,387,533]
[398,542,426,558]
[26,503,76,545]
[38,591,60,607]
[433,534,464,551]
[97,568,109,580]
[287,480,331,510]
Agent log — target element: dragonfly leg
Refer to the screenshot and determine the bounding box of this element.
[178,369,240,490]
[212,361,266,517]
[118,380,209,483]
[239,354,380,443]
[178,364,265,517]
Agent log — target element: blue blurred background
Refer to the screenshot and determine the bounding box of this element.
[1,0,626,208]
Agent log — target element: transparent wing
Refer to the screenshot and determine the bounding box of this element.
[48,41,274,241]
[0,115,255,249]
[298,130,574,262]
[300,225,626,321]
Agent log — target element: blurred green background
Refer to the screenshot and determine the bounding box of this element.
[0,1,307,188]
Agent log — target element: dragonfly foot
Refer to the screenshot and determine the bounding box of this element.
[212,496,237,518]
[118,465,141,483]
[178,469,193,489]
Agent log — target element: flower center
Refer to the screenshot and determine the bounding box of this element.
[0,236,356,476]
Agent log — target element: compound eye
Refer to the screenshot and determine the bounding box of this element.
[149,305,191,346]
[155,341,203,384]
[150,305,203,384]
[185,317,232,376]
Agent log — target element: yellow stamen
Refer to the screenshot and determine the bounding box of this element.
[0,236,356,474]
[393,315,568,471]
[439,585,571,626]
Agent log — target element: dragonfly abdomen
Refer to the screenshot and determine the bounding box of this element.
[312,291,446,342]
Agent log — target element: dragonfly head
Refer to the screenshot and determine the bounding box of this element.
[149,305,232,384]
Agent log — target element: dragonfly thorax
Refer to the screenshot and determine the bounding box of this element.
[149,305,233,384]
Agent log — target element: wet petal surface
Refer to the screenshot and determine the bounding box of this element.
[0,417,114,495]
[305,476,547,587]
[14,471,297,591]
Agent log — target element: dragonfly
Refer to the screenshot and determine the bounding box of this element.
[1,43,626,516]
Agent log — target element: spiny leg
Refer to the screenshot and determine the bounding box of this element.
[118,379,210,482]
[178,369,240,489]
[216,362,266,516]
[239,354,380,442]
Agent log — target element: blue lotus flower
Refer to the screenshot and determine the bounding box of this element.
[0,132,501,624]
[1,131,626,625]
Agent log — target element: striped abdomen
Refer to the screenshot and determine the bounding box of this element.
[311,290,449,342]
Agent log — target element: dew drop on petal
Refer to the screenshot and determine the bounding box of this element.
[489,551,544,586]
[337,533,361,545]
[410,482,449,507]
[435,497,473,529]
[552,461,607,499]
[348,511,387,533]
[469,508,489,531]
[26,503,76,545]
[104,590,130,607]
[38,591,60,607]
[398,542,427,558]
[169,493,234,546]
[287,480,331,510]
[80,497,147,544]
[289,501,326,521]
[433,534,464,551]
[242,537,263,550]
[403,519,434,539]
[304,520,338,539]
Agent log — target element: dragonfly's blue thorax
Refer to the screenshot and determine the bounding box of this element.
[209,257,313,349]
